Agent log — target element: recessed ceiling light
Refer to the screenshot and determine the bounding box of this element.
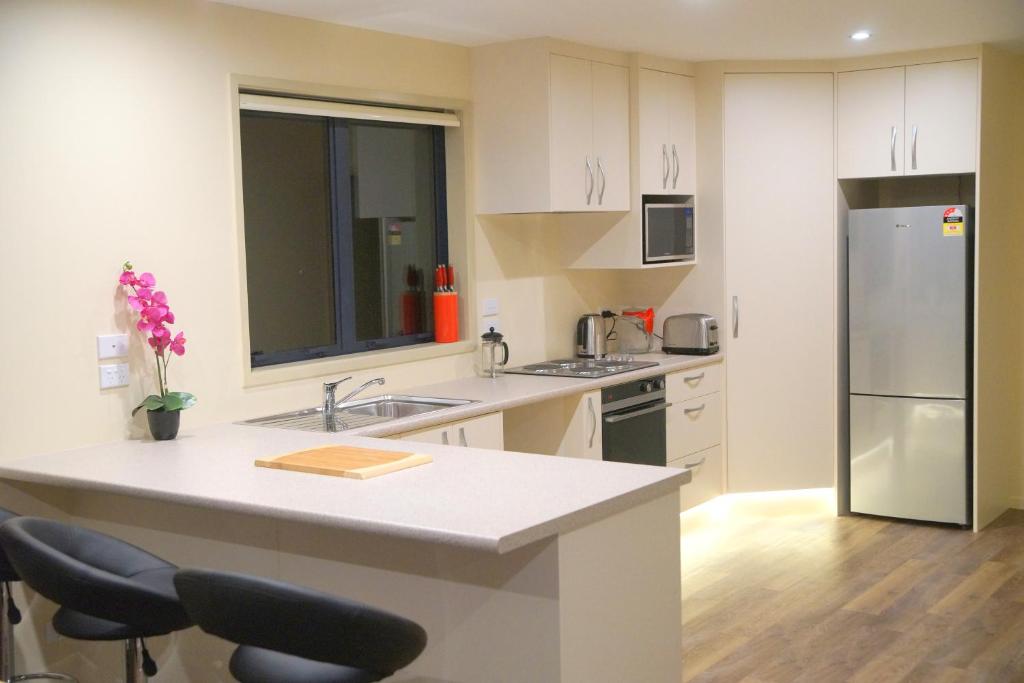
[850,30,871,41]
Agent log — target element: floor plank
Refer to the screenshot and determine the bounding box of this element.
[681,493,1024,682]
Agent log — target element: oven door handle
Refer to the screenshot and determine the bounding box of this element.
[604,402,673,424]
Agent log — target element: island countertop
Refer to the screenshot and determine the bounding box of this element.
[0,423,689,554]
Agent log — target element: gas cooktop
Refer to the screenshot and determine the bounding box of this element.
[505,358,660,379]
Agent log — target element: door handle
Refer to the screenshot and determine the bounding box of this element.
[596,157,606,205]
[458,427,468,447]
[587,396,597,449]
[672,144,679,188]
[732,296,739,338]
[441,431,449,446]
[911,125,918,170]
[890,126,897,172]
[662,144,669,188]
[585,157,594,205]
[681,456,707,473]
[683,372,705,383]
[683,403,706,416]
[604,402,673,424]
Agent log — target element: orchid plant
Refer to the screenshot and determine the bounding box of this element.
[119,262,197,415]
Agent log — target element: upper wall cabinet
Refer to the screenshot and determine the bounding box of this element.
[838,59,978,179]
[473,41,630,214]
[638,68,696,195]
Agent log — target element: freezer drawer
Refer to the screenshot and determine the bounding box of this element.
[850,394,967,524]
[848,205,968,399]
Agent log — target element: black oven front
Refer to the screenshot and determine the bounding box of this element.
[602,376,669,467]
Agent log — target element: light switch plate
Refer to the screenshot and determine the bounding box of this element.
[480,317,501,335]
[99,363,130,389]
[97,334,130,359]
[482,297,500,316]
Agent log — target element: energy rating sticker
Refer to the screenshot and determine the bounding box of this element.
[943,207,964,237]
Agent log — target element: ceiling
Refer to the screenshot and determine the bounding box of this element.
[218,0,1024,61]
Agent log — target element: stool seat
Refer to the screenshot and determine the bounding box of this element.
[53,608,148,642]
[230,646,379,683]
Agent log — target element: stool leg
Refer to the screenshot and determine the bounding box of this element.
[123,639,145,683]
[1,582,15,683]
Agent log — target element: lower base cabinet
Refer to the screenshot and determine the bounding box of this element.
[669,445,723,511]
[392,412,504,450]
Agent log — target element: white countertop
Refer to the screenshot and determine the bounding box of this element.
[0,352,721,555]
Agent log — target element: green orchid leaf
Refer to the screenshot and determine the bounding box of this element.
[166,392,197,410]
[132,394,165,416]
[162,394,184,411]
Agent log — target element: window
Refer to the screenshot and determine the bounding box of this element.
[239,96,452,368]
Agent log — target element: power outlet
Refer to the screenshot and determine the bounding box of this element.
[97,334,130,359]
[480,317,501,335]
[99,363,130,389]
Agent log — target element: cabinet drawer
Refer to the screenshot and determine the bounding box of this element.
[669,445,723,512]
[668,392,721,459]
[667,363,721,403]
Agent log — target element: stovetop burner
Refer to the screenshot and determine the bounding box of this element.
[506,358,659,378]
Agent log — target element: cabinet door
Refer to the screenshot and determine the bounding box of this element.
[837,67,905,179]
[591,62,630,211]
[670,445,723,512]
[549,54,595,212]
[638,68,670,195]
[724,73,835,492]
[667,73,696,194]
[394,423,450,445]
[565,390,602,460]
[451,412,504,450]
[905,59,978,175]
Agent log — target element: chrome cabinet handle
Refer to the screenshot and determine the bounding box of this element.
[596,157,606,205]
[890,126,897,172]
[587,397,597,448]
[683,372,705,383]
[441,431,449,446]
[911,125,918,170]
[684,404,706,416]
[458,427,468,447]
[672,144,679,188]
[681,456,707,473]
[732,296,739,338]
[585,157,594,205]
[604,402,673,424]
[662,144,669,188]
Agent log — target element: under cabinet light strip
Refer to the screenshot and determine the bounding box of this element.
[239,93,461,128]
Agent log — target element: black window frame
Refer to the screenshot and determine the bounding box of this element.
[241,109,450,368]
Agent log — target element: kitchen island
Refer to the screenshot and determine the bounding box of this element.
[0,419,689,682]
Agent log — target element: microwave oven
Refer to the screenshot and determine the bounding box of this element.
[642,195,695,264]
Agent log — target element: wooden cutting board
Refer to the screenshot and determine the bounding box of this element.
[255,445,432,480]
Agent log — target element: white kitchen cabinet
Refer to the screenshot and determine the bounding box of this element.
[393,412,504,450]
[905,60,978,176]
[670,446,723,512]
[638,68,696,195]
[473,40,629,213]
[565,390,603,460]
[837,59,977,179]
[724,73,836,492]
[837,67,905,178]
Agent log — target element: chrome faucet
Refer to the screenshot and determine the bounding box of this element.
[321,377,386,421]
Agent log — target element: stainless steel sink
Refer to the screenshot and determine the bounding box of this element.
[240,395,476,433]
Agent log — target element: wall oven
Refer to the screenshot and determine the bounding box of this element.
[602,376,670,467]
[643,195,695,264]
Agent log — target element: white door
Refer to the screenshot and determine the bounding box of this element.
[905,59,978,175]
[549,54,594,211]
[591,62,630,211]
[451,412,505,450]
[837,67,905,179]
[724,73,836,492]
[638,68,670,195]
[667,73,696,194]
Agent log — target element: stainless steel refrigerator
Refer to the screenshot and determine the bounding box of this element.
[848,204,972,525]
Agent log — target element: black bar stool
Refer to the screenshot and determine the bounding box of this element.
[0,517,193,682]
[0,508,75,682]
[174,569,427,683]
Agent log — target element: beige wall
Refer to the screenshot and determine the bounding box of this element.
[0,0,616,461]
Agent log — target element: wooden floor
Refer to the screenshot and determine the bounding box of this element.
[681,491,1024,682]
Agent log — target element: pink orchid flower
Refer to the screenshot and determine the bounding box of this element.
[169,332,187,356]
[137,272,156,288]
[119,271,136,286]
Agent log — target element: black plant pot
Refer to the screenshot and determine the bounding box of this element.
[147,409,181,441]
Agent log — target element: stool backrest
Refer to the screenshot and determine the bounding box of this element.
[174,569,427,676]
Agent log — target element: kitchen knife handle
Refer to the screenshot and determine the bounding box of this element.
[911,125,918,170]
[890,126,897,172]
[732,296,739,339]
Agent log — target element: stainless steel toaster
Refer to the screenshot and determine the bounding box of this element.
[662,314,719,355]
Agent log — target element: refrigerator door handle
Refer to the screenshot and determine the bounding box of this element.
[890,126,897,172]
[911,125,919,170]
[732,296,739,338]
